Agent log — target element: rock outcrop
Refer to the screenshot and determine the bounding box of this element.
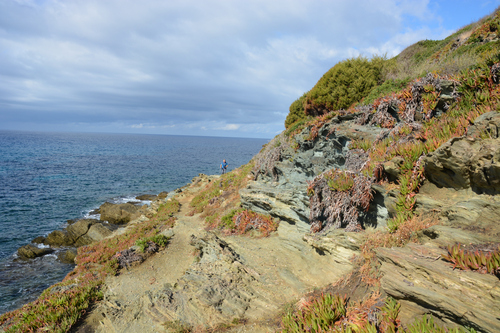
[240,109,500,332]
[42,219,116,248]
[17,244,54,260]
[99,202,141,224]
[241,120,384,228]
[424,113,500,195]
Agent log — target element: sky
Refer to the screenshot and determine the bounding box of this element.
[0,0,499,138]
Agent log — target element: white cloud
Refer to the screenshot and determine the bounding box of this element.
[216,124,241,131]
[0,0,494,138]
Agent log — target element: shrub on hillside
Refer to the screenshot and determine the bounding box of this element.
[304,56,385,116]
[284,93,308,129]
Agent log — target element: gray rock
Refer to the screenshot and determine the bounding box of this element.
[242,120,384,230]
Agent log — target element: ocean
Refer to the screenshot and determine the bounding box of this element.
[0,130,268,315]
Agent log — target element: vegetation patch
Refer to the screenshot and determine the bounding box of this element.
[308,170,373,233]
[443,243,500,277]
[285,93,309,129]
[190,163,253,216]
[188,163,277,238]
[304,56,385,117]
[280,292,476,332]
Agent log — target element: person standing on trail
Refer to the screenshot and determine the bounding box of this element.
[220,159,228,174]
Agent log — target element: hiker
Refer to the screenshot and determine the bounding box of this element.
[220,159,228,174]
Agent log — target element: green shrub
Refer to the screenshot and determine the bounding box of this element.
[135,234,170,253]
[304,56,385,115]
[285,93,308,129]
[362,77,411,105]
[220,208,243,229]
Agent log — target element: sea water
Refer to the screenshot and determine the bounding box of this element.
[0,130,268,314]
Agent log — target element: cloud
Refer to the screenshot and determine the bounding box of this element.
[0,0,497,138]
[216,124,241,131]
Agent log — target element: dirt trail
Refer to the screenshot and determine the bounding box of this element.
[104,190,205,300]
[75,182,345,333]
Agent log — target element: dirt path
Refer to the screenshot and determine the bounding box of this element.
[75,182,348,333]
[103,190,205,301]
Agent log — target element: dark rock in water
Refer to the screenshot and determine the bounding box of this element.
[44,230,73,247]
[17,244,54,260]
[66,218,78,225]
[40,219,116,248]
[157,191,168,199]
[31,236,46,244]
[57,248,78,264]
[88,208,100,215]
[99,202,140,224]
[136,194,157,201]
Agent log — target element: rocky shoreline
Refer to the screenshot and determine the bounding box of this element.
[16,191,170,263]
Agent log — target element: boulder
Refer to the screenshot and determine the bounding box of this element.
[86,223,114,242]
[136,194,157,201]
[43,230,72,247]
[383,156,404,181]
[17,244,54,259]
[466,111,500,139]
[31,236,46,244]
[57,248,78,264]
[377,243,500,332]
[99,202,141,224]
[66,219,97,246]
[157,191,168,199]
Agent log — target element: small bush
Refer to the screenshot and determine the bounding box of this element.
[135,234,170,253]
[308,170,373,233]
[362,78,411,106]
[285,93,308,129]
